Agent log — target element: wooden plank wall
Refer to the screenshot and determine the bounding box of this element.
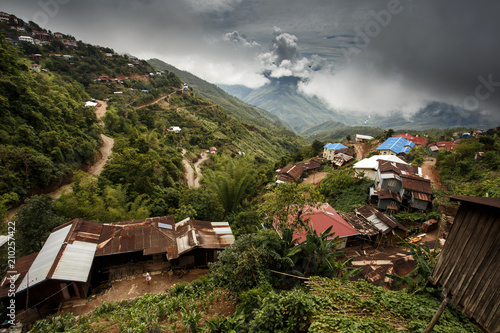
[431,202,500,333]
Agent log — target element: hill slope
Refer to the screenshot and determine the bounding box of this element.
[219,79,493,135]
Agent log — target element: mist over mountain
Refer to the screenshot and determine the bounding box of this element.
[219,79,494,135]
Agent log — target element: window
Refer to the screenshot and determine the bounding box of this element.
[388,179,397,187]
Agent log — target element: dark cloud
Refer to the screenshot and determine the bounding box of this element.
[1,0,499,118]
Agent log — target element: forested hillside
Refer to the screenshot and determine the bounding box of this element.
[0,36,100,205]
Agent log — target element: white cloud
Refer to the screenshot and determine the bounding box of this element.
[184,0,243,14]
[298,63,430,117]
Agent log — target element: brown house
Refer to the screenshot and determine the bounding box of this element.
[429,196,500,333]
[0,216,234,319]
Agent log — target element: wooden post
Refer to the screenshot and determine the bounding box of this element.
[423,294,452,333]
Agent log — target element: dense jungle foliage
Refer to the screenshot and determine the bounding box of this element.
[0,18,496,332]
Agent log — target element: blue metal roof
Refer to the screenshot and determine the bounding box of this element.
[324,143,348,150]
[376,137,414,154]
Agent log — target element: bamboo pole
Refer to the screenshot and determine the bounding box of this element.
[423,294,452,333]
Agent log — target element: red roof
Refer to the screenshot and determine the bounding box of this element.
[435,141,459,151]
[393,133,427,147]
[292,203,360,244]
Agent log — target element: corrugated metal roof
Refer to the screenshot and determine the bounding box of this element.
[17,225,71,292]
[51,241,97,282]
[376,137,415,154]
[0,235,8,248]
[353,155,407,170]
[276,164,303,179]
[96,216,234,260]
[412,191,432,202]
[291,203,360,244]
[0,252,38,299]
[401,174,432,194]
[324,142,348,151]
[449,195,500,209]
[392,133,427,147]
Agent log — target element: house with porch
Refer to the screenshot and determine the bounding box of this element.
[370,160,431,212]
[323,143,348,161]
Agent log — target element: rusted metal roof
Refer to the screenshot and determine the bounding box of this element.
[16,219,103,293]
[96,216,234,260]
[296,159,322,172]
[449,195,500,209]
[276,164,303,179]
[355,205,407,234]
[401,174,432,194]
[378,160,419,176]
[412,191,432,202]
[0,252,38,299]
[340,212,379,237]
[336,148,355,157]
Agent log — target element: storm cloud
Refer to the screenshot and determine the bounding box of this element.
[2,0,499,119]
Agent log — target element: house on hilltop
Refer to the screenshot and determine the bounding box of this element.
[323,143,348,160]
[376,137,415,156]
[392,133,427,147]
[370,160,431,212]
[355,134,374,143]
[353,155,408,180]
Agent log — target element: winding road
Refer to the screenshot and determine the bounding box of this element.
[182,150,209,188]
[49,100,114,199]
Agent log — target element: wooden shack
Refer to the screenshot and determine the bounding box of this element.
[429,195,500,333]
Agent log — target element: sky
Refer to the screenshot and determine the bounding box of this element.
[2,0,500,120]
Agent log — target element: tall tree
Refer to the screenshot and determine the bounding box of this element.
[203,155,258,216]
[16,195,66,256]
[259,182,324,232]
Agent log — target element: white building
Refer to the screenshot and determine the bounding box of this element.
[353,155,408,180]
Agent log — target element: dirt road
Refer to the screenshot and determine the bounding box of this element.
[59,268,210,317]
[302,171,328,186]
[95,100,108,119]
[421,158,445,190]
[48,103,114,199]
[182,151,209,187]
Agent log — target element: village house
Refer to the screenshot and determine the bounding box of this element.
[53,32,64,38]
[428,141,459,157]
[296,157,323,174]
[29,64,41,73]
[276,158,324,183]
[332,153,354,168]
[370,160,431,212]
[276,164,303,183]
[18,36,34,44]
[376,137,415,156]
[392,132,427,147]
[353,155,408,180]
[340,204,408,248]
[323,143,348,161]
[169,126,181,133]
[429,196,500,333]
[0,216,234,319]
[355,134,374,143]
[0,12,15,23]
[284,203,360,249]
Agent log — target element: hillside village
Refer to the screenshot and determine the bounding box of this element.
[0,11,499,333]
